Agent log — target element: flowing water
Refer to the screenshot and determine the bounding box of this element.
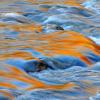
[0,0,100,100]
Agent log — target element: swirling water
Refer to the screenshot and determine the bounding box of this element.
[0,0,100,100]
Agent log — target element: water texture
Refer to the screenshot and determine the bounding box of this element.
[0,0,100,100]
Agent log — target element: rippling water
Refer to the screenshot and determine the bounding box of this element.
[0,0,100,100]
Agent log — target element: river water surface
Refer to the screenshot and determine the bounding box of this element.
[0,0,100,100]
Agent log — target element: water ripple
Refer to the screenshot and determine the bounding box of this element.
[0,0,100,100]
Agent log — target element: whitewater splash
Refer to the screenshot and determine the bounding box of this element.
[0,0,100,100]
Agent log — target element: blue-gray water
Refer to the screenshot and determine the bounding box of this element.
[0,0,100,100]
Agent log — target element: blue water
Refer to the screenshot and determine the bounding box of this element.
[0,0,100,100]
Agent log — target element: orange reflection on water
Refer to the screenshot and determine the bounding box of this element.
[0,51,40,60]
[27,0,84,8]
[0,64,76,99]
[24,31,100,65]
[1,30,100,65]
[0,23,42,33]
[0,90,14,100]
[0,26,100,99]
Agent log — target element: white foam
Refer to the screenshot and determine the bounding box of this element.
[89,36,100,45]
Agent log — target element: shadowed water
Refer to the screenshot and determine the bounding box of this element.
[0,0,100,100]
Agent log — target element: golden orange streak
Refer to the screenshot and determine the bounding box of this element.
[41,82,75,90]
[0,82,17,89]
[27,0,83,8]
[0,71,45,87]
[7,66,76,91]
[48,41,100,56]
[26,82,76,90]
[0,66,76,91]
[0,23,42,33]
[27,31,99,65]
[9,66,28,76]
[96,45,100,50]
[11,24,42,33]
[54,50,92,64]
[0,51,41,61]
[0,90,14,100]
[70,42,100,55]
[1,31,99,65]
